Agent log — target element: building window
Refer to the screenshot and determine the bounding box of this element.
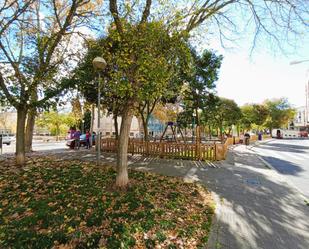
[130,132,134,137]
[106,132,110,136]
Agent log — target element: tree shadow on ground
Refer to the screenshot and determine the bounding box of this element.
[232,150,304,176]
[258,142,309,153]
[131,150,309,249]
[260,155,304,175]
[198,151,309,249]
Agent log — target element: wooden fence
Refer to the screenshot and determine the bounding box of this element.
[101,138,216,161]
[101,134,271,161]
[215,134,271,160]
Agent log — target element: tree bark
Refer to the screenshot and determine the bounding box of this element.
[116,106,133,188]
[142,117,149,141]
[16,106,27,165]
[195,108,201,143]
[25,107,36,152]
[113,114,119,139]
[25,90,38,152]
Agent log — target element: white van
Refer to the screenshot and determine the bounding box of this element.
[271,129,300,139]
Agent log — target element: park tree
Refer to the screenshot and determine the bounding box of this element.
[253,104,269,128]
[105,21,188,186]
[263,98,296,133]
[36,111,71,138]
[212,98,242,140]
[241,104,269,131]
[70,20,190,187]
[241,105,256,130]
[106,0,307,187]
[137,64,189,142]
[70,97,83,129]
[181,49,223,141]
[0,0,102,165]
[200,95,221,139]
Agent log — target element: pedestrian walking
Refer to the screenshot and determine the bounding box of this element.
[85,130,90,149]
[244,132,250,145]
[74,130,81,149]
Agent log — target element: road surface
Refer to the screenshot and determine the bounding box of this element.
[252,138,309,199]
[1,140,67,155]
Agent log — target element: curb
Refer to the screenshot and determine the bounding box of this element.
[251,152,275,170]
[247,138,274,149]
[245,139,275,170]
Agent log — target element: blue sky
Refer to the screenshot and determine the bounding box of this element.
[211,38,309,108]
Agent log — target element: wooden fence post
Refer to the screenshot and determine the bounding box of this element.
[160,142,164,158]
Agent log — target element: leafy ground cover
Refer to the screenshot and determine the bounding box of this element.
[0,157,214,249]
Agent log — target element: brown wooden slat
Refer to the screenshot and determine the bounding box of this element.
[100,138,220,161]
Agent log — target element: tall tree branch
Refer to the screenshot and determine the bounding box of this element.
[44,0,79,66]
[0,0,34,37]
[109,0,124,35]
[140,0,152,24]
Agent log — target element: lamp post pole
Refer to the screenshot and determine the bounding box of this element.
[92,57,107,166]
[97,73,101,165]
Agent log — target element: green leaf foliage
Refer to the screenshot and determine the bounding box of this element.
[179,49,223,127]
[71,21,191,117]
[263,98,296,130]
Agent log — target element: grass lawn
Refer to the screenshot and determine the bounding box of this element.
[0,157,214,249]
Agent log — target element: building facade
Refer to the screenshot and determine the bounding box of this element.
[93,110,165,138]
[293,106,309,130]
[93,110,142,138]
[0,107,17,134]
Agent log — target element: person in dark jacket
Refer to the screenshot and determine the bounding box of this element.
[85,130,90,149]
[244,132,250,145]
[74,130,81,149]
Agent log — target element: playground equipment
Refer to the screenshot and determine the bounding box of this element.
[159,121,186,143]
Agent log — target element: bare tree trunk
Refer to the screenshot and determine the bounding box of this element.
[89,104,95,147]
[25,107,36,152]
[16,106,27,165]
[142,117,149,141]
[113,114,119,139]
[195,108,201,143]
[116,107,133,188]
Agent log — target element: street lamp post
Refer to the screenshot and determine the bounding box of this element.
[81,120,85,134]
[92,57,107,166]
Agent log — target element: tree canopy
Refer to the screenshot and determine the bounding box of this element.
[263,98,296,131]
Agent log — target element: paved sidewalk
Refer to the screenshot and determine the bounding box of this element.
[130,145,309,249]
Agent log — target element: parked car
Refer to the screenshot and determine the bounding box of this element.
[79,134,96,147]
[0,134,12,145]
[65,133,96,149]
[271,129,302,139]
[300,131,308,137]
